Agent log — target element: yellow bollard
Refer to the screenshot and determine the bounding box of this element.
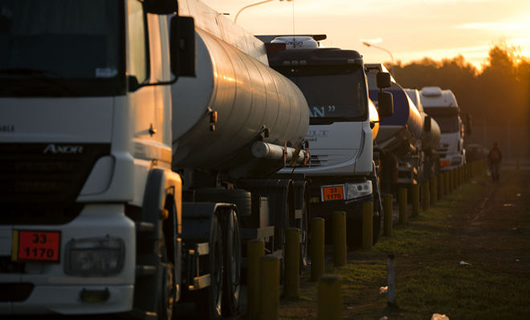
[318,275,342,320]
[259,255,280,320]
[311,218,325,282]
[444,171,450,195]
[437,173,444,200]
[247,240,265,317]
[422,181,430,212]
[430,176,437,205]
[284,228,300,299]
[362,202,373,250]
[398,187,408,224]
[383,194,393,237]
[332,211,347,266]
[411,184,420,218]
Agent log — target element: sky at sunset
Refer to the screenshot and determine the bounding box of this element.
[201,0,530,70]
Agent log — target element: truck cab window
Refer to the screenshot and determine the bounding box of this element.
[0,0,123,96]
[278,65,368,124]
[127,0,147,84]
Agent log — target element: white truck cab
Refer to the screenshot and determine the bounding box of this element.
[420,86,466,170]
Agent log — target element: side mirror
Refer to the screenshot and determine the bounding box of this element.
[465,113,473,136]
[170,16,196,77]
[377,91,394,118]
[376,72,391,89]
[424,115,432,132]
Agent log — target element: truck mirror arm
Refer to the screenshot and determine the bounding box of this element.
[127,75,178,92]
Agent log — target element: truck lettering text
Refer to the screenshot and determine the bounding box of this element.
[309,105,337,118]
[43,144,84,155]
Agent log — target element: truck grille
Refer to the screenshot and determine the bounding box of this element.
[0,143,110,225]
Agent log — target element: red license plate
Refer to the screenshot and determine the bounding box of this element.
[15,230,61,262]
[322,185,344,201]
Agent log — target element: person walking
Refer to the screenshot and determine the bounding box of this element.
[487,142,502,182]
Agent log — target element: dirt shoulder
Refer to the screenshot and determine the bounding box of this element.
[279,167,530,319]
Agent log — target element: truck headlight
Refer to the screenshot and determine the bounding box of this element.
[344,180,372,200]
[65,236,125,277]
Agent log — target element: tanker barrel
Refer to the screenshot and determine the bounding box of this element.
[251,141,306,164]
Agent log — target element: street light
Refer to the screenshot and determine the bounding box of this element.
[362,41,395,65]
[234,0,292,24]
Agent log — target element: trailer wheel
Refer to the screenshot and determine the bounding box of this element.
[299,192,309,271]
[197,213,224,319]
[222,209,241,316]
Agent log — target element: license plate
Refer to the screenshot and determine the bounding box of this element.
[13,230,61,262]
[321,185,344,202]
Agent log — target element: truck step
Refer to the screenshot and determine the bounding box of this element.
[135,265,156,276]
[135,222,155,233]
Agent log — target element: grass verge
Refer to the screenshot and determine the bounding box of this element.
[279,170,530,319]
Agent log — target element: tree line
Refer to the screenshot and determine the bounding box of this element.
[388,42,530,158]
[390,42,529,127]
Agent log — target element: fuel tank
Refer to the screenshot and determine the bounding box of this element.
[366,64,422,155]
[170,27,309,179]
[404,88,441,152]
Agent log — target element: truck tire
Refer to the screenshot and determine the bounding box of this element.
[196,212,224,319]
[222,209,241,316]
[157,241,175,320]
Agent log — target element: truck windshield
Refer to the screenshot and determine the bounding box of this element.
[278,65,368,125]
[432,115,460,133]
[423,107,460,133]
[0,0,124,96]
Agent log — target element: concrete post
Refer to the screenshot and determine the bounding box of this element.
[387,254,397,307]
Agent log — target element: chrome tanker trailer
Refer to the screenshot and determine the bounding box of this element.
[171,1,310,318]
[365,64,423,194]
[405,88,442,180]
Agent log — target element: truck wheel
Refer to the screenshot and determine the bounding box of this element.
[222,209,241,316]
[197,213,224,319]
[157,235,175,320]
